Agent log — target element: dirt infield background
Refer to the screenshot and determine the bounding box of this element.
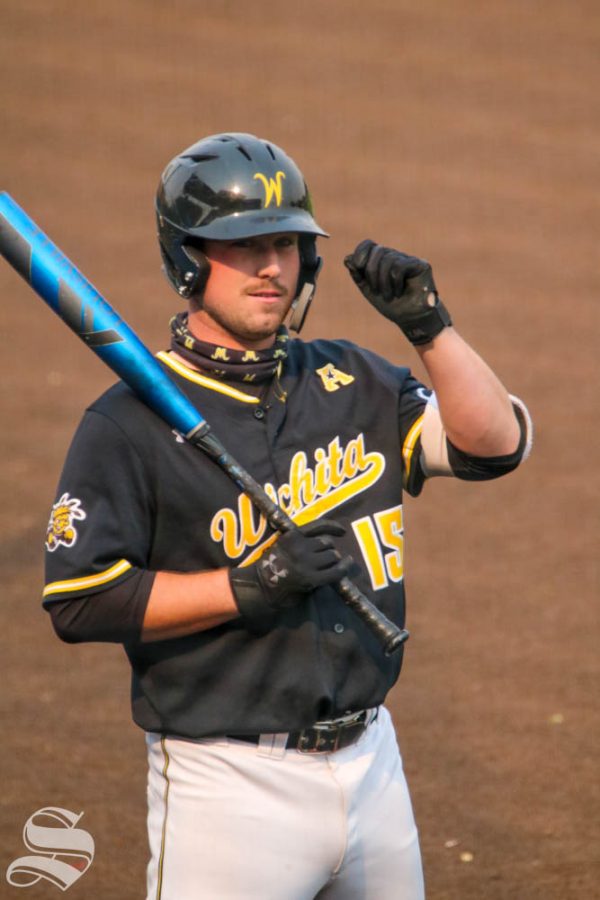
[1,1,598,897]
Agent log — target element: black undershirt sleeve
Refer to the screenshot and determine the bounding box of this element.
[48,569,155,644]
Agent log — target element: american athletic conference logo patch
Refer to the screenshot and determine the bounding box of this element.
[45,493,86,552]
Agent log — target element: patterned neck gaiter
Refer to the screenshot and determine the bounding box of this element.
[169,312,289,383]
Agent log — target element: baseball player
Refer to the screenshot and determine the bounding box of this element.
[43,133,532,899]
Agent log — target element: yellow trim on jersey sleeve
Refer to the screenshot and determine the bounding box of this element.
[156,351,260,404]
[401,414,424,483]
[43,559,133,598]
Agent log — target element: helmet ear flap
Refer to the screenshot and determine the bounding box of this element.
[183,242,211,301]
[289,235,322,333]
[158,235,211,300]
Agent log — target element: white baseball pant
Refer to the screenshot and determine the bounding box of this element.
[145,706,425,899]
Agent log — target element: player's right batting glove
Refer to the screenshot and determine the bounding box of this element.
[229,519,353,622]
[344,239,452,345]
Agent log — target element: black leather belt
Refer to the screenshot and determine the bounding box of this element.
[226,708,377,754]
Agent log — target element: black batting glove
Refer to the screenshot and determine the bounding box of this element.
[344,239,452,346]
[229,519,353,622]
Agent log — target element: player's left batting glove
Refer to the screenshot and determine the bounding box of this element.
[344,239,452,345]
[229,519,354,623]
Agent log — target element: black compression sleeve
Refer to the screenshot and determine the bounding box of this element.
[47,569,155,644]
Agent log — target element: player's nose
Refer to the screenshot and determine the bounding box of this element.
[257,250,282,279]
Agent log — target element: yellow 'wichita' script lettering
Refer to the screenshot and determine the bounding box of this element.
[210,433,385,562]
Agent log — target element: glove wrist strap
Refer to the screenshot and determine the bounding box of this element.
[400,296,453,346]
[229,568,271,622]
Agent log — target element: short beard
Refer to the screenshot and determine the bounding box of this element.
[192,300,291,347]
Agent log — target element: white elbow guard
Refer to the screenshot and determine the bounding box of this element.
[419,395,452,477]
[419,393,533,479]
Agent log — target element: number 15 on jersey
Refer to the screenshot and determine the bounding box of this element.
[352,505,404,591]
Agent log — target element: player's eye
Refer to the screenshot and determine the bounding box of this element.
[275,235,297,249]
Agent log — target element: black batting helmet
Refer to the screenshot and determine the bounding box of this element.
[155,133,328,331]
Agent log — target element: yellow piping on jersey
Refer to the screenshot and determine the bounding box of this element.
[43,558,132,598]
[401,414,424,485]
[157,352,260,404]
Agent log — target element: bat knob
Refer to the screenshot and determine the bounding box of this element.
[384,628,410,656]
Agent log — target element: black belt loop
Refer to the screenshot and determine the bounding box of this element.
[226,707,378,754]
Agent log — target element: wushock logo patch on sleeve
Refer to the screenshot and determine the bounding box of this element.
[45,493,87,552]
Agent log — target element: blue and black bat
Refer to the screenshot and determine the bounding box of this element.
[0,192,408,654]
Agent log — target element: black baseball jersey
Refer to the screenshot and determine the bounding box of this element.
[43,337,523,738]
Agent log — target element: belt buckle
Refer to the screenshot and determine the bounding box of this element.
[297,724,340,754]
[296,710,369,754]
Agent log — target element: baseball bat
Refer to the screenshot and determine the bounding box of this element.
[0,192,409,654]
